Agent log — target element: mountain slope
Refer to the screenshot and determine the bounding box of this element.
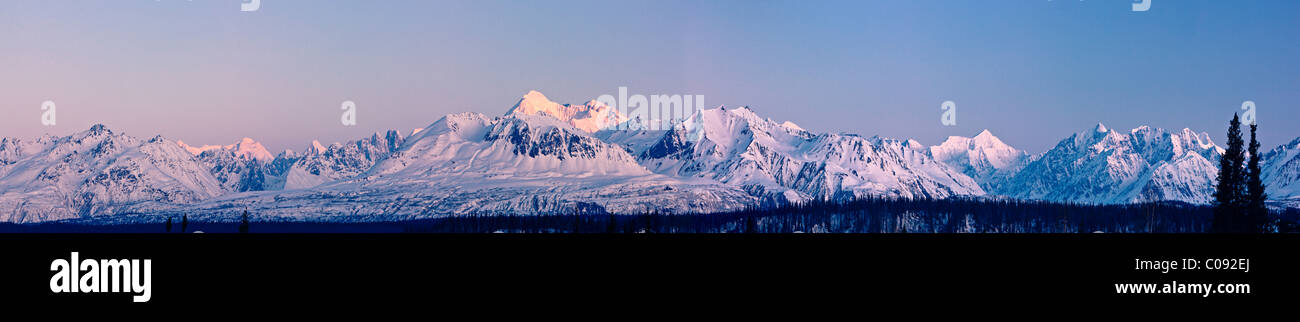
[929,130,1029,189]
[1261,137,1300,200]
[282,130,405,189]
[181,138,288,192]
[996,124,1222,204]
[371,112,649,178]
[350,108,756,214]
[145,95,759,221]
[0,125,224,223]
[607,106,984,202]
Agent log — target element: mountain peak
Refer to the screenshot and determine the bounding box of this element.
[963,130,1009,148]
[504,90,627,133]
[780,121,804,131]
[177,141,223,156]
[716,105,760,121]
[520,90,550,103]
[178,137,273,161]
[903,139,924,149]
[929,129,1027,185]
[1094,123,1109,133]
[1173,128,1220,153]
[84,124,113,136]
[308,140,327,154]
[1287,136,1300,149]
[508,90,558,116]
[230,138,274,161]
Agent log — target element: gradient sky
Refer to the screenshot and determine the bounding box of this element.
[2,0,1297,153]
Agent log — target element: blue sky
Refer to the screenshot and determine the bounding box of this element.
[1,0,1296,153]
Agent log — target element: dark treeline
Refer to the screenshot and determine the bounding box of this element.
[4,197,1297,233]
[407,197,1235,233]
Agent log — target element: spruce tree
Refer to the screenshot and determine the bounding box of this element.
[239,210,250,234]
[165,217,173,233]
[1212,114,1246,233]
[1246,123,1269,232]
[571,208,581,234]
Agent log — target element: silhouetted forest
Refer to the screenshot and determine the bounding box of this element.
[3,197,1297,233]
[409,197,1229,233]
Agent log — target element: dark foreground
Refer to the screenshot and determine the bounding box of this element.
[4,198,1298,233]
[2,233,1298,308]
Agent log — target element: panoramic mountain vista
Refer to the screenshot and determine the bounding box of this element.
[7,1,1300,309]
[1,91,1298,224]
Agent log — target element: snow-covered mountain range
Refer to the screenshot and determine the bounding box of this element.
[1261,138,1300,202]
[992,124,1224,204]
[600,105,983,203]
[0,125,224,222]
[2,91,1298,223]
[928,129,1029,190]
